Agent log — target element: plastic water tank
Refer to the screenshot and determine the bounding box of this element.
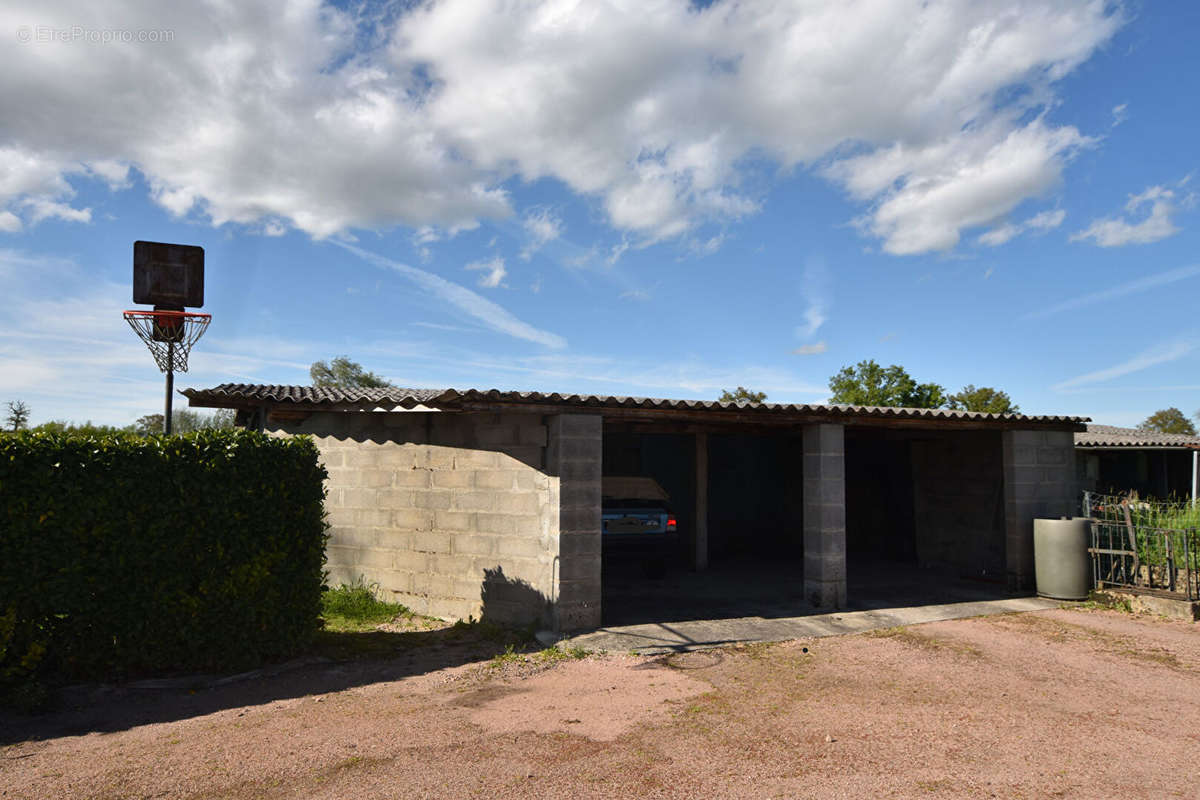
[1033,517,1091,600]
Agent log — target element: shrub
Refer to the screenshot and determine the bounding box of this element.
[0,428,328,701]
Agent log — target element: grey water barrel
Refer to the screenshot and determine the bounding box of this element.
[1033,517,1091,600]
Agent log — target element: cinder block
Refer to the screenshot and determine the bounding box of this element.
[474,470,518,490]
[376,488,415,509]
[452,450,499,469]
[353,508,392,527]
[559,532,601,556]
[329,528,378,549]
[431,469,473,489]
[496,536,544,559]
[453,534,496,556]
[418,446,455,469]
[412,531,451,554]
[392,550,429,573]
[393,468,433,488]
[342,488,376,508]
[558,555,601,582]
[433,510,474,532]
[413,491,452,510]
[494,492,540,515]
[391,508,433,531]
[351,547,395,569]
[548,414,602,438]
[476,513,517,535]
[452,491,496,512]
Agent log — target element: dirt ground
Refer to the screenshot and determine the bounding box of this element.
[3,607,1199,799]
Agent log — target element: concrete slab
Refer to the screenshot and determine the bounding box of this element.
[566,595,1062,654]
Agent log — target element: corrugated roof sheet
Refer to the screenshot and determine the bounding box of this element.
[183,383,1089,425]
[1075,424,1200,449]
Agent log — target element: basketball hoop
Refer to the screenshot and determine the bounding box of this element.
[123,309,211,373]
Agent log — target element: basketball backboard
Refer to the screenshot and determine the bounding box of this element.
[133,240,204,309]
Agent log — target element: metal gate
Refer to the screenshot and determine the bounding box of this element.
[1084,491,1200,600]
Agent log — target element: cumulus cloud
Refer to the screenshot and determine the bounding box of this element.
[0,0,1121,251]
[795,258,829,339]
[1071,185,1182,247]
[792,341,828,355]
[465,256,508,288]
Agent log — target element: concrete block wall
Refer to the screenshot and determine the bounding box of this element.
[1001,429,1078,591]
[546,415,603,630]
[910,431,1006,578]
[803,423,846,608]
[270,411,559,625]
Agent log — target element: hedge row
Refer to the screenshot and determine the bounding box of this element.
[0,429,329,695]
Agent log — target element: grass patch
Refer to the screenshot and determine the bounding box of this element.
[1078,590,1134,614]
[320,580,414,633]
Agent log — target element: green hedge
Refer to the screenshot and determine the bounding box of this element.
[0,429,328,696]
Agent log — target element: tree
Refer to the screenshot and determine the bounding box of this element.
[5,400,30,431]
[827,360,946,408]
[310,356,391,389]
[134,409,236,435]
[1137,408,1197,436]
[946,385,1020,415]
[719,387,768,404]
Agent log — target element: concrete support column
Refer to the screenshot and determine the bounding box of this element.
[1001,429,1077,591]
[547,414,602,631]
[803,423,846,608]
[694,432,709,571]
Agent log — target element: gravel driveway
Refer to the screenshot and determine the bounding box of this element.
[3,606,1198,799]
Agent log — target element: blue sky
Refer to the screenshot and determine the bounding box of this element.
[1,1,1198,427]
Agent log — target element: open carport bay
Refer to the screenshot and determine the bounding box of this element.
[601,423,1011,627]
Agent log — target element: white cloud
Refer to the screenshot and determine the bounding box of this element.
[978,207,1065,246]
[1052,339,1199,391]
[792,341,828,356]
[519,208,564,260]
[1071,184,1181,247]
[0,1,1121,251]
[795,258,829,338]
[0,212,21,233]
[1111,103,1128,127]
[24,198,92,224]
[335,242,565,348]
[835,117,1089,254]
[620,288,651,302]
[465,255,507,288]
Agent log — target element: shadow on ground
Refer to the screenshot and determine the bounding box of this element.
[602,556,1013,626]
[2,616,534,746]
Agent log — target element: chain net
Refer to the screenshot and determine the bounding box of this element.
[123,310,211,373]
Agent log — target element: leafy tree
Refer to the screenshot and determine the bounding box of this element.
[32,420,135,436]
[719,387,768,404]
[310,356,391,389]
[1137,408,1197,436]
[946,385,1020,414]
[133,409,236,435]
[827,360,946,408]
[5,400,30,431]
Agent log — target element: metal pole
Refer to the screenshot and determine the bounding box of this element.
[1192,449,1197,507]
[164,339,174,434]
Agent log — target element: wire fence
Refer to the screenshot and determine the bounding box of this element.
[1083,491,1200,600]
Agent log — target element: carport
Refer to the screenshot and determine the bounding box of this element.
[598,409,1076,627]
[186,385,1087,632]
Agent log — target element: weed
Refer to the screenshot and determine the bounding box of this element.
[534,645,591,664]
[490,644,526,669]
[320,579,412,633]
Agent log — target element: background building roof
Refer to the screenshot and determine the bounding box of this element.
[1075,424,1200,449]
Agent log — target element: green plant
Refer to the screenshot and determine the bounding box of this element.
[321,580,411,632]
[0,428,329,701]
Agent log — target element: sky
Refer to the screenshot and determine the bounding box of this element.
[1,0,1198,428]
